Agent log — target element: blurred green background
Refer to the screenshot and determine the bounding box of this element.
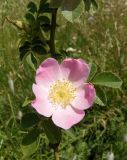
[0,0,127,159]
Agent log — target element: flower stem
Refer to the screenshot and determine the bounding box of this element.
[54,146,60,160]
[49,8,58,59]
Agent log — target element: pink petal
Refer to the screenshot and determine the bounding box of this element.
[32,83,48,100]
[71,83,96,110]
[36,58,60,87]
[60,58,90,85]
[52,106,85,129]
[32,99,53,117]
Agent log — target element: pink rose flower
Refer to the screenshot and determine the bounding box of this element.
[32,58,96,129]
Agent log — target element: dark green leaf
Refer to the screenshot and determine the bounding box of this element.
[37,16,50,25]
[39,3,52,13]
[22,129,39,145]
[32,38,45,46]
[32,45,48,55]
[27,2,38,13]
[62,0,82,10]
[42,119,61,144]
[91,0,98,9]
[25,12,36,24]
[19,41,31,60]
[84,0,91,11]
[92,72,122,88]
[31,53,38,66]
[50,0,63,8]
[41,23,51,32]
[21,113,40,129]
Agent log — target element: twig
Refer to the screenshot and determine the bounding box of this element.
[49,8,58,58]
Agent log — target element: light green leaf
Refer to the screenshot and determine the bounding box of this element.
[26,53,36,71]
[61,0,84,23]
[22,97,32,107]
[95,87,107,106]
[92,72,122,88]
[21,129,40,156]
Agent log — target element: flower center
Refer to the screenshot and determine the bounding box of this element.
[48,79,76,108]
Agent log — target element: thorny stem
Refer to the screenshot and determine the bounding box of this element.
[49,8,58,59]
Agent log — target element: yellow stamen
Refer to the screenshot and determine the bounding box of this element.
[48,79,76,108]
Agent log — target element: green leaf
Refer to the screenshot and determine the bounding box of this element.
[32,38,45,46]
[84,0,91,11]
[27,2,37,13]
[37,16,50,25]
[39,3,52,13]
[25,12,35,24]
[88,63,97,81]
[21,129,40,156]
[91,0,98,9]
[92,72,122,88]
[26,53,36,71]
[22,98,32,107]
[61,0,84,23]
[41,24,51,32]
[32,45,48,55]
[19,41,31,60]
[95,87,107,106]
[50,0,63,8]
[31,53,38,67]
[21,113,40,129]
[42,119,61,144]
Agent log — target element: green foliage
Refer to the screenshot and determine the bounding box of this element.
[0,0,127,159]
[19,41,31,60]
[50,0,98,22]
[50,0,63,8]
[25,12,36,25]
[21,113,40,129]
[22,98,32,107]
[26,53,37,71]
[95,87,107,106]
[39,2,52,13]
[27,2,38,14]
[92,72,122,88]
[84,0,91,11]
[61,0,84,23]
[84,0,98,11]
[42,119,61,145]
[19,0,51,61]
[88,65,121,106]
[21,128,40,156]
